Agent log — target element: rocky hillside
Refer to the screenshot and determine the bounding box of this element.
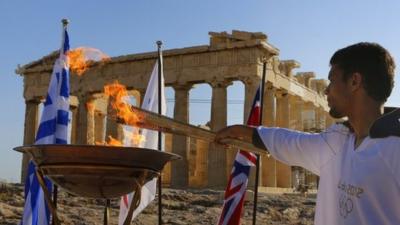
[0,182,315,225]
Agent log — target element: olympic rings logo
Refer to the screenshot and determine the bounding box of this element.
[339,194,354,218]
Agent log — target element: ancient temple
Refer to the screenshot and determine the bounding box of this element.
[16,30,333,190]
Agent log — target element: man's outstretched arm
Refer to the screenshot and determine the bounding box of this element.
[215,124,266,150]
[215,124,349,175]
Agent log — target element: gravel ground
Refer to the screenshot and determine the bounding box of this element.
[0,182,315,225]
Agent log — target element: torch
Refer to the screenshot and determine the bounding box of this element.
[116,105,269,156]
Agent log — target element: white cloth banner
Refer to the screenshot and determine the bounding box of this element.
[118,58,166,225]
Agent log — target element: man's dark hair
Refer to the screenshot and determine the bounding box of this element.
[330,42,395,103]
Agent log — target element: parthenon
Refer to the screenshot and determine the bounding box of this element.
[17,30,334,190]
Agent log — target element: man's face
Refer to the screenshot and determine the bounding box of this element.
[325,65,352,118]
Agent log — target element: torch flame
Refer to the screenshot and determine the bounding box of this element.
[132,134,146,145]
[125,129,146,146]
[106,136,123,146]
[104,81,142,126]
[67,48,87,75]
[103,81,146,146]
[95,136,123,147]
[67,47,110,76]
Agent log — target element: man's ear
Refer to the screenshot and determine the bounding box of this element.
[349,72,363,91]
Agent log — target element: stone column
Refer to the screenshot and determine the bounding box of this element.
[76,94,95,145]
[86,101,95,145]
[208,80,231,188]
[262,83,276,127]
[289,96,304,131]
[195,138,209,187]
[188,138,197,186]
[242,77,261,187]
[94,111,106,144]
[275,91,292,188]
[292,166,306,190]
[106,96,124,142]
[163,133,173,185]
[302,102,316,131]
[261,84,277,187]
[170,83,192,188]
[70,105,78,144]
[276,91,290,127]
[305,170,319,189]
[316,107,327,130]
[21,98,41,183]
[243,78,261,123]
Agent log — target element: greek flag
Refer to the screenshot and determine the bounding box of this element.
[21,27,70,225]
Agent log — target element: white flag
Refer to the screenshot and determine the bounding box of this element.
[118,58,166,224]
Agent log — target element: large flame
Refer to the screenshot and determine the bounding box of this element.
[95,136,123,147]
[106,136,123,146]
[103,81,145,146]
[104,81,142,126]
[67,47,110,76]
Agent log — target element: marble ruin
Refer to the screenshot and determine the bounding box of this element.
[17,30,334,190]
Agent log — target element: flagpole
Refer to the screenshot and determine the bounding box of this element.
[52,18,69,224]
[252,58,267,225]
[156,40,163,225]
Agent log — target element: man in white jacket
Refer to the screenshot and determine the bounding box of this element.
[215,42,400,225]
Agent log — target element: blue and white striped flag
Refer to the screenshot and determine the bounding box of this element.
[21,26,70,225]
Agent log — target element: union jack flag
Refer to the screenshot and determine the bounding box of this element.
[21,25,70,225]
[217,87,261,225]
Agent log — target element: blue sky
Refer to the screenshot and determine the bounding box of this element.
[2,1,400,181]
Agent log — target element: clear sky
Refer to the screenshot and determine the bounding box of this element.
[2,0,400,181]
